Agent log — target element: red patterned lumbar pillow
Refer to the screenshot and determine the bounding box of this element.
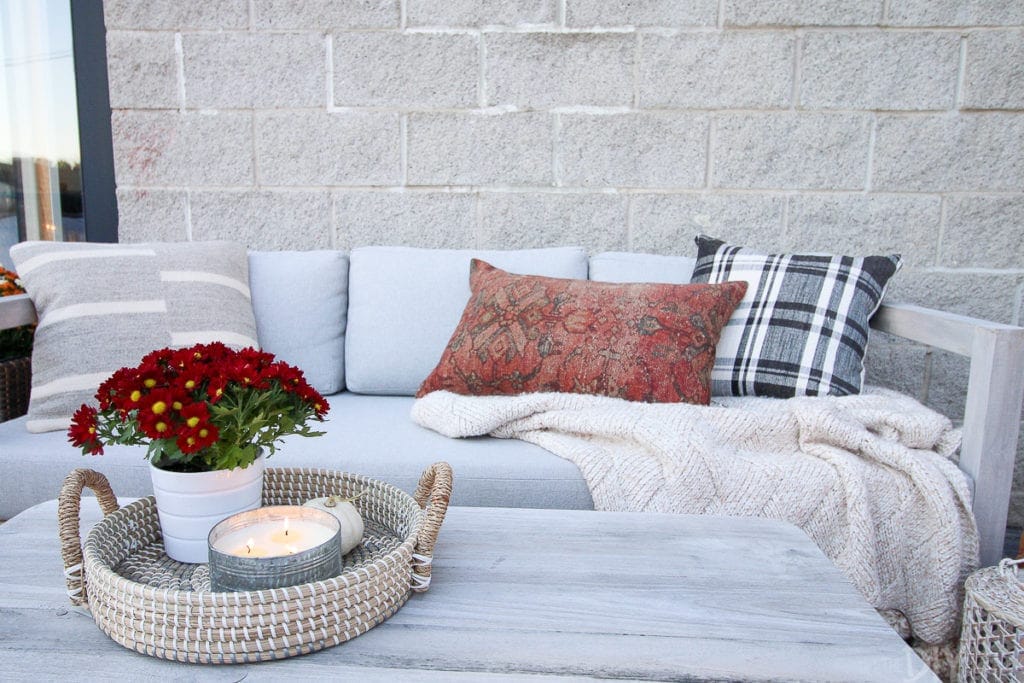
[416,260,747,404]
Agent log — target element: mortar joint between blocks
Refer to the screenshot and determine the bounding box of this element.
[325,34,334,110]
[174,33,186,111]
[552,113,563,187]
[704,117,715,190]
[478,34,487,108]
[935,196,948,267]
[184,191,194,241]
[633,33,642,109]
[955,35,968,109]
[400,115,408,186]
[791,32,802,111]
[864,114,877,193]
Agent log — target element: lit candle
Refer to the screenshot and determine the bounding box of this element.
[208,506,344,592]
[269,518,298,545]
[212,517,334,558]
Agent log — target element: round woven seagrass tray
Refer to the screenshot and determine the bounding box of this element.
[58,463,452,664]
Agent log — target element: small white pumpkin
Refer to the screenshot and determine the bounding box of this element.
[303,495,365,555]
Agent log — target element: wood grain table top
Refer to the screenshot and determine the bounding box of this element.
[0,499,936,681]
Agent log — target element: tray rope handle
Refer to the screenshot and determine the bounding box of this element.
[410,461,453,592]
[58,468,120,606]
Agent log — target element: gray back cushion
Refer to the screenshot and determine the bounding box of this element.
[589,251,697,284]
[249,251,348,395]
[346,246,588,395]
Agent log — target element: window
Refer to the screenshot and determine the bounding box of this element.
[0,0,116,269]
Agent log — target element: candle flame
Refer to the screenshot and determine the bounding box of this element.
[246,538,255,554]
[283,518,289,536]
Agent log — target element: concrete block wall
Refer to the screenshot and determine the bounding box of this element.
[103,2,1024,520]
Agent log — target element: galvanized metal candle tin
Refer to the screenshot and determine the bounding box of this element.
[208,506,342,592]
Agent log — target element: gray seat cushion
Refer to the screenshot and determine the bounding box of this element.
[0,393,593,520]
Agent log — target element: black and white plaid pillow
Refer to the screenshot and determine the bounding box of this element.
[690,235,901,398]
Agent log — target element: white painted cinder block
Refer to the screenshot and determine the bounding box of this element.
[712,113,871,190]
[183,33,325,109]
[105,31,179,110]
[638,33,794,109]
[254,111,402,186]
[799,32,959,111]
[333,32,479,108]
[963,30,1024,110]
[407,112,554,185]
[873,114,1024,192]
[484,33,635,108]
[111,110,254,186]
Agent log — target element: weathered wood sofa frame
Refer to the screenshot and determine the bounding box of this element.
[3,290,1023,566]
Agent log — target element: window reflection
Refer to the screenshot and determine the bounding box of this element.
[0,0,84,270]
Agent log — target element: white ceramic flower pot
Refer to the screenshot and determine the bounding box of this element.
[149,456,265,563]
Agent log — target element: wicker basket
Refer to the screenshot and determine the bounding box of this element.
[58,463,452,664]
[958,558,1024,681]
[0,356,30,422]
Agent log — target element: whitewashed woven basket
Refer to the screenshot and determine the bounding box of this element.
[58,464,452,664]
[958,557,1024,681]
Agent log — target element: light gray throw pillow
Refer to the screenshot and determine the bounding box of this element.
[249,250,348,395]
[345,246,588,395]
[11,240,258,433]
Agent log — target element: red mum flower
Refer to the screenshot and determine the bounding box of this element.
[137,388,180,439]
[172,368,206,397]
[68,405,103,455]
[176,405,219,453]
[205,375,228,404]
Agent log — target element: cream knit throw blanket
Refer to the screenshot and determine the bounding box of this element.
[412,387,979,645]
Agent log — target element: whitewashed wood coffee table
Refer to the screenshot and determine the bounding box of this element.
[0,500,936,681]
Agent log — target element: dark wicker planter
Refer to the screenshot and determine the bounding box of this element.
[0,356,31,422]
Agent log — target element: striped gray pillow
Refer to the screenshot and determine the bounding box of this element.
[11,240,258,433]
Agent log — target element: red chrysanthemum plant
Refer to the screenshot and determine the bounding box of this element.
[68,342,329,472]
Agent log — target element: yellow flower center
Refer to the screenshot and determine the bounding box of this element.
[199,428,209,438]
[186,417,200,428]
[184,380,196,390]
[130,390,142,402]
[151,401,167,415]
[172,401,183,411]
[155,421,168,433]
[144,379,156,388]
[186,437,196,446]
[215,388,223,397]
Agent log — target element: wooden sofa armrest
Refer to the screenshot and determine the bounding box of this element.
[0,294,37,330]
[872,302,1024,566]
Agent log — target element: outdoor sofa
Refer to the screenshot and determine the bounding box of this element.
[0,244,1021,569]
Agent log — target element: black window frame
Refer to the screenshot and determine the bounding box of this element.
[69,0,117,243]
